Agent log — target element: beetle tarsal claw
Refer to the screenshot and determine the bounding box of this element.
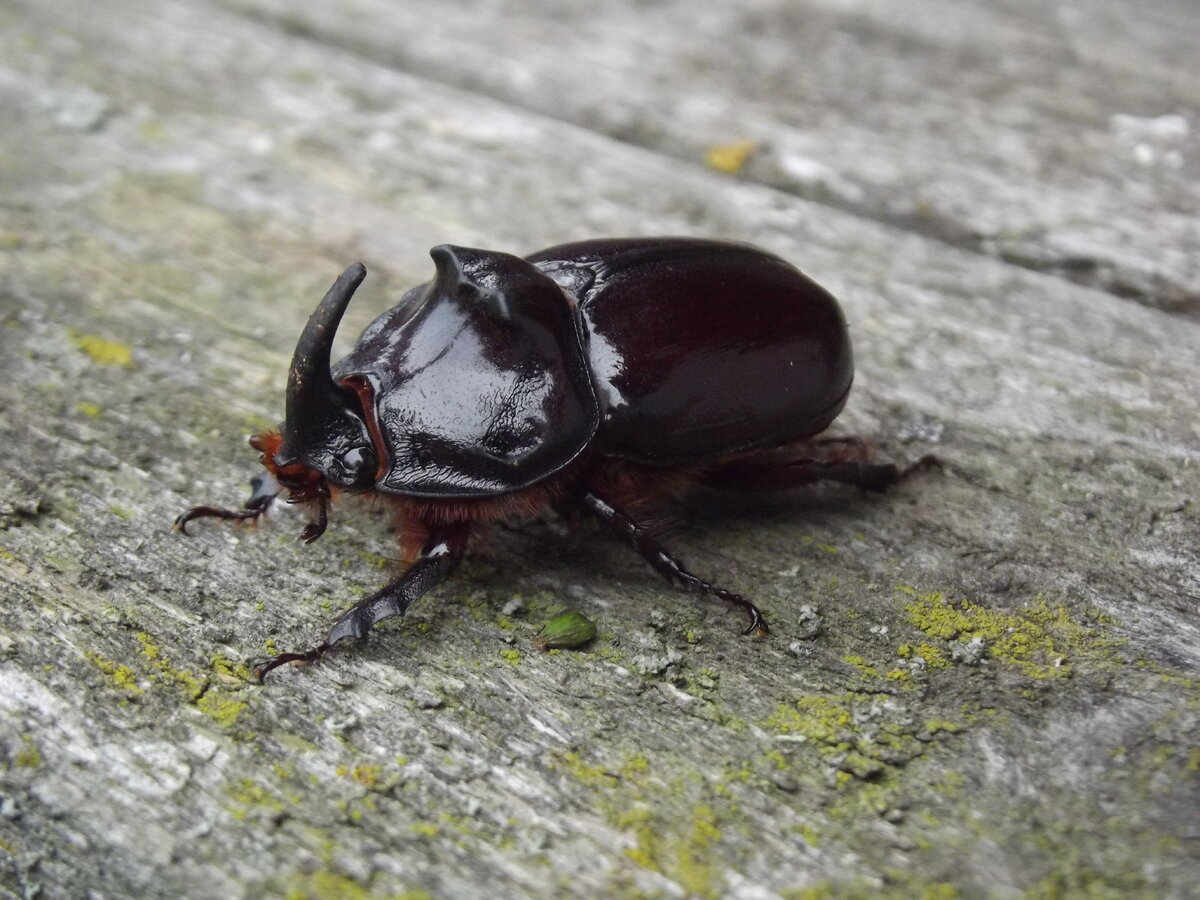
[902,454,944,478]
[299,522,326,543]
[298,495,329,543]
[252,644,331,682]
[741,607,770,637]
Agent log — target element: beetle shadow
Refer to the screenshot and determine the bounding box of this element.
[682,481,902,534]
[464,481,902,593]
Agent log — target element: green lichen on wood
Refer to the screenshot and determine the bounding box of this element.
[13,736,42,769]
[900,587,1120,678]
[783,879,961,899]
[195,691,247,728]
[548,748,745,895]
[281,870,431,900]
[85,651,143,694]
[69,330,133,367]
[616,803,724,898]
[134,631,204,698]
[225,777,285,821]
[336,764,383,788]
[86,632,249,727]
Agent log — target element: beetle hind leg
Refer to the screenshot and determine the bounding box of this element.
[579,491,768,636]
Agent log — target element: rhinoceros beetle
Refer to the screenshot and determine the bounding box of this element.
[178,238,931,679]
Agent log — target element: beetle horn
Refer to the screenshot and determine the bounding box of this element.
[430,245,486,305]
[281,263,367,462]
[429,244,559,326]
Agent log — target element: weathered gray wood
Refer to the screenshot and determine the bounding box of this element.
[226,0,1200,314]
[1,0,1197,897]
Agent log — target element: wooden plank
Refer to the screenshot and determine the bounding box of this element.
[0,0,1197,897]
[227,0,1200,312]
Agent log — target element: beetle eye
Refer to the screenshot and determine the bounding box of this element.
[339,447,376,488]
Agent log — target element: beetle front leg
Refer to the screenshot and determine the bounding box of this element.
[579,491,768,636]
[176,471,280,534]
[254,521,471,681]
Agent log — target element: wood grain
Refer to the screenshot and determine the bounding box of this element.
[1,1,1197,896]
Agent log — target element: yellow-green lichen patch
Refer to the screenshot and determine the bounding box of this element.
[13,736,42,768]
[768,695,853,746]
[765,692,963,796]
[680,667,721,698]
[618,803,724,899]
[622,753,650,776]
[842,655,881,677]
[242,412,279,434]
[137,120,167,142]
[336,764,382,788]
[796,823,821,848]
[409,821,440,839]
[1186,748,1200,772]
[356,549,392,570]
[196,691,247,728]
[549,749,744,896]
[209,652,252,683]
[135,631,204,698]
[783,878,961,899]
[85,651,144,694]
[703,139,757,174]
[901,588,1120,679]
[75,401,103,418]
[897,642,951,669]
[69,331,133,367]
[226,777,285,821]
[282,869,431,900]
[555,750,619,789]
[117,632,251,727]
[1023,864,1152,898]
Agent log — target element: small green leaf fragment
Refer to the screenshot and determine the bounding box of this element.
[535,610,596,650]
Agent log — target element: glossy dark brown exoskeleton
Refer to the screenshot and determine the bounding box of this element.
[178,238,930,679]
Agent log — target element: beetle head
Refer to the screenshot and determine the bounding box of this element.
[275,263,378,492]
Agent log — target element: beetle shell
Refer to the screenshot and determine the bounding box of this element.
[529,238,853,467]
[329,238,852,497]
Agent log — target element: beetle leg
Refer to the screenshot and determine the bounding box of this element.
[294,481,330,544]
[704,454,940,493]
[175,472,279,534]
[579,491,767,636]
[253,522,471,681]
